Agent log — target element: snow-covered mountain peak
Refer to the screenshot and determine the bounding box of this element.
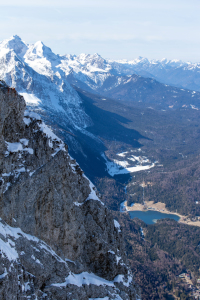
[24,41,62,77]
[160,58,168,63]
[128,56,147,64]
[135,56,147,63]
[0,36,92,130]
[27,40,57,60]
[24,46,53,77]
[58,52,112,88]
[77,52,102,61]
[30,41,46,57]
[75,53,110,71]
[0,35,28,59]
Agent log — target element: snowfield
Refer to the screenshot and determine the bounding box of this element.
[102,152,156,177]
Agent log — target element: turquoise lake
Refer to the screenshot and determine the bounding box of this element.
[129,210,180,225]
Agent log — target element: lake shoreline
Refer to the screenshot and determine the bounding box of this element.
[123,200,200,227]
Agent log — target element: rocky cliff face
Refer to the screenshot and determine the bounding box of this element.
[0,80,140,299]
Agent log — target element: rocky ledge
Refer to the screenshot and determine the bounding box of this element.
[0,80,140,299]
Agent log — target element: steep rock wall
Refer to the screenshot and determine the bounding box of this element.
[0,81,140,299]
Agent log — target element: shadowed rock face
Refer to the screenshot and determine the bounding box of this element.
[0,81,140,299]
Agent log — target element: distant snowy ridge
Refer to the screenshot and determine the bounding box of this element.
[2,36,200,111]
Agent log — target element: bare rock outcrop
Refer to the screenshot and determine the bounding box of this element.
[0,81,140,299]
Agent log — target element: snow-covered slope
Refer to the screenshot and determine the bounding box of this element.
[62,53,112,89]
[0,35,91,130]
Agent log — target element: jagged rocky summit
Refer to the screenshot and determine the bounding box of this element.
[0,80,140,299]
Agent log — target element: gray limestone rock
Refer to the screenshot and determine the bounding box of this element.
[0,81,141,299]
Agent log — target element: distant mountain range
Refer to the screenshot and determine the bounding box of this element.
[49,50,200,93]
[1,35,200,183]
[110,56,200,92]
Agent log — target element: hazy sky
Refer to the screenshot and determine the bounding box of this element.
[1,0,200,62]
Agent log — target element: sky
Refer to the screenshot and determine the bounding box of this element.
[0,0,200,62]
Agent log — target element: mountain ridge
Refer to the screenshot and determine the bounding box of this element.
[0,80,140,299]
